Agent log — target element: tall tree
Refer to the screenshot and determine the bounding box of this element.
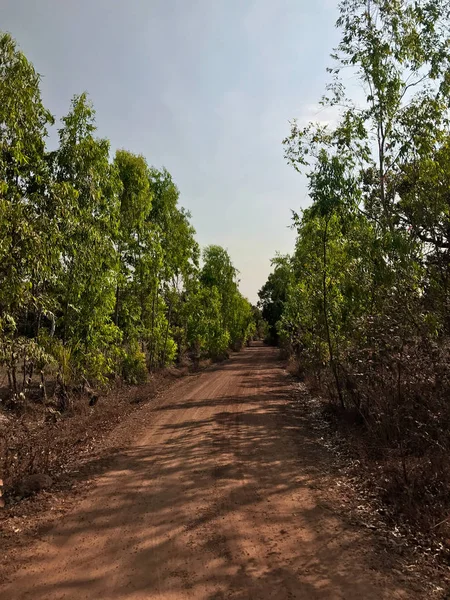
[53,93,121,380]
[114,149,152,337]
[0,33,55,327]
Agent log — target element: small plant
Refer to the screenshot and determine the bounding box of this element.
[121,344,147,384]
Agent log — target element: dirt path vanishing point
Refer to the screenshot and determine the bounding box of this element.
[1,344,419,599]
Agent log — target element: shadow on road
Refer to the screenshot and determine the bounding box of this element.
[2,345,409,599]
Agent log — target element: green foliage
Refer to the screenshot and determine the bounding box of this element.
[0,33,57,328]
[265,0,450,518]
[44,338,73,387]
[275,0,450,397]
[258,256,293,344]
[121,344,148,385]
[53,93,121,365]
[184,283,229,361]
[200,246,253,352]
[0,31,256,405]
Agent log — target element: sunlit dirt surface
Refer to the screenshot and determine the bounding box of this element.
[1,344,415,599]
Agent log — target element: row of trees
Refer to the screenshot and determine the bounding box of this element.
[0,33,255,405]
[260,0,450,512]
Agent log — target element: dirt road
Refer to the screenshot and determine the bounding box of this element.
[2,344,416,599]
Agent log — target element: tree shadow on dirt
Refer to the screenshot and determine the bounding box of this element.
[2,346,410,599]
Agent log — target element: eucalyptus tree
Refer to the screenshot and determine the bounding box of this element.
[279,0,450,406]
[200,245,254,350]
[0,33,59,399]
[149,168,199,365]
[183,280,230,363]
[201,245,237,334]
[258,255,293,344]
[279,152,376,405]
[52,93,121,380]
[0,30,257,398]
[0,33,55,328]
[114,149,152,336]
[146,168,199,367]
[285,0,450,199]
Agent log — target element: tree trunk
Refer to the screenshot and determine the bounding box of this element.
[322,218,344,408]
[40,370,48,404]
[161,298,173,368]
[149,284,159,369]
[114,283,120,327]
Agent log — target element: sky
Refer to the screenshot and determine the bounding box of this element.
[0,0,341,303]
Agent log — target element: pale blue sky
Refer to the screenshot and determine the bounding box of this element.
[0,0,340,302]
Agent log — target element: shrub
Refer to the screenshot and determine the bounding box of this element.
[121,345,147,384]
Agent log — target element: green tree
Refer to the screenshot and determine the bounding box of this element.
[114,149,152,336]
[284,0,450,229]
[52,93,121,382]
[0,33,59,400]
[183,281,230,364]
[258,256,292,344]
[0,32,55,326]
[0,30,255,404]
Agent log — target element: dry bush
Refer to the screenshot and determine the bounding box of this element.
[0,384,154,497]
[0,360,197,501]
[316,328,450,541]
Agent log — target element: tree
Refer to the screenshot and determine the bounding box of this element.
[183,281,230,364]
[201,245,237,331]
[258,256,292,344]
[0,32,55,325]
[52,93,121,382]
[284,0,450,228]
[0,30,256,403]
[114,149,152,337]
[269,0,450,515]
[280,0,450,402]
[0,33,58,401]
[199,246,254,352]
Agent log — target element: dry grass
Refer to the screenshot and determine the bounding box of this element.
[0,369,187,498]
[287,351,450,561]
